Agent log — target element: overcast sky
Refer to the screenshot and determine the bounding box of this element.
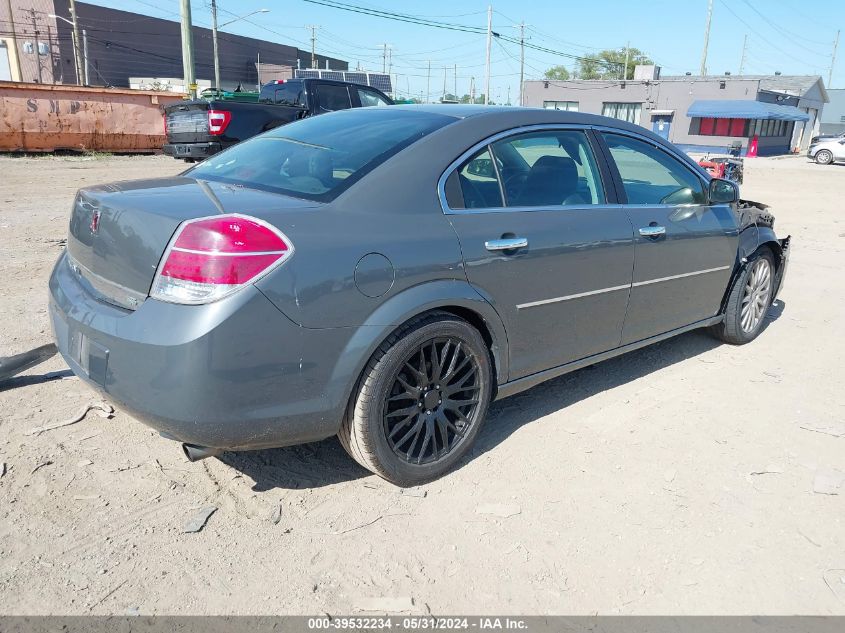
[94,0,844,101]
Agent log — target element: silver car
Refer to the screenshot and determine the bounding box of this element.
[808,136,845,164]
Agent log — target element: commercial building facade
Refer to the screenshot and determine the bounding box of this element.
[523,68,827,155]
[0,0,347,90]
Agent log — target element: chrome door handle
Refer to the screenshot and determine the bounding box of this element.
[485,237,529,251]
[639,225,666,238]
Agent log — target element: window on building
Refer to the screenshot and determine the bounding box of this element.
[543,100,579,111]
[690,117,750,137]
[602,102,642,124]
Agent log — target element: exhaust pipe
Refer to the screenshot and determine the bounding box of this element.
[182,443,223,462]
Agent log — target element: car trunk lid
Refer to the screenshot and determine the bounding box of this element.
[66,177,319,310]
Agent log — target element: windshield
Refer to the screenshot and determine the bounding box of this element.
[187,109,455,202]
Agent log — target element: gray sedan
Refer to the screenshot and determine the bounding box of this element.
[49,106,790,486]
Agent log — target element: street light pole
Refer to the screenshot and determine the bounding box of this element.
[213,7,270,91]
[49,13,89,85]
[82,28,89,85]
[68,0,83,85]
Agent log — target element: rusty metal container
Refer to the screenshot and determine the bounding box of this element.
[0,81,185,152]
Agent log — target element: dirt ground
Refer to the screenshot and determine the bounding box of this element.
[0,153,843,615]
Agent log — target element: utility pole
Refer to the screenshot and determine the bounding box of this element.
[68,0,83,85]
[518,22,525,106]
[623,41,630,80]
[5,0,22,80]
[382,43,388,74]
[453,63,457,99]
[443,65,447,101]
[739,34,747,75]
[829,30,840,88]
[179,0,196,98]
[700,0,713,76]
[484,5,492,105]
[211,0,220,90]
[308,25,318,69]
[81,28,89,84]
[426,60,431,104]
[29,10,43,83]
[470,76,475,103]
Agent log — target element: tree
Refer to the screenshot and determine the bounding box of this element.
[577,47,653,80]
[544,65,571,81]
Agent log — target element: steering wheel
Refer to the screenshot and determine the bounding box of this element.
[502,171,527,201]
[660,187,695,205]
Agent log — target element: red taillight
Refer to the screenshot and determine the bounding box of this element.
[207,109,231,135]
[162,113,168,136]
[150,214,293,304]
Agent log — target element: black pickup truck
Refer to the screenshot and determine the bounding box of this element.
[163,78,393,161]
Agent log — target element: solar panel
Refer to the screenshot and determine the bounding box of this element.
[343,72,368,86]
[295,70,320,79]
[321,71,344,81]
[367,73,392,93]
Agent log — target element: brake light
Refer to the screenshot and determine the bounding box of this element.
[150,214,293,304]
[207,109,231,135]
[162,113,168,135]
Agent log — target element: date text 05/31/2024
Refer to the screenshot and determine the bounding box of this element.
[307,617,529,630]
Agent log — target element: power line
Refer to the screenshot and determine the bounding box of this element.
[739,0,831,50]
[300,0,628,72]
[716,0,826,71]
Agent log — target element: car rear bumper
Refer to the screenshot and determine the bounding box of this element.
[48,251,352,451]
[162,142,222,159]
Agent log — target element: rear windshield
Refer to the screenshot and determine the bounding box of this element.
[187,109,455,202]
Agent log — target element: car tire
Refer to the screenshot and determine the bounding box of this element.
[815,150,834,165]
[709,250,776,345]
[339,311,493,486]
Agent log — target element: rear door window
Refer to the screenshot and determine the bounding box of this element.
[452,148,504,209]
[273,83,304,106]
[446,129,605,210]
[602,133,706,205]
[491,131,605,207]
[315,84,352,112]
[357,88,391,107]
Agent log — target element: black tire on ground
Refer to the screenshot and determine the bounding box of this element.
[709,250,776,345]
[815,150,834,165]
[338,311,493,486]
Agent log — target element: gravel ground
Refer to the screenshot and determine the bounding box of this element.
[0,152,843,615]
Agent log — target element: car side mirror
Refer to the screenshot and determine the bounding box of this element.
[466,158,495,179]
[708,178,739,205]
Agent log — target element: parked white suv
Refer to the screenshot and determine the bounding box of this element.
[808,137,845,165]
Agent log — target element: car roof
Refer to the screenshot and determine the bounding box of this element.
[386,104,659,136]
